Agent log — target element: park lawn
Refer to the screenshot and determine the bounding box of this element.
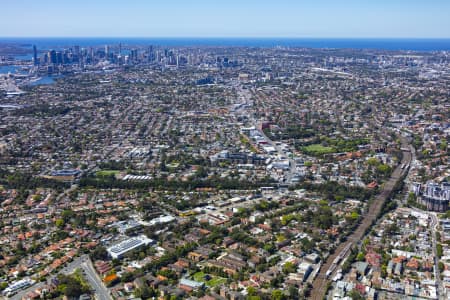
[302,144,335,156]
[193,272,206,282]
[207,277,227,287]
[96,170,120,177]
[193,272,227,287]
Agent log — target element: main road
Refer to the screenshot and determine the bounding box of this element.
[426,211,444,299]
[257,122,297,184]
[80,258,112,300]
[234,86,297,185]
[309,136,412,300]
[10,255,111,300]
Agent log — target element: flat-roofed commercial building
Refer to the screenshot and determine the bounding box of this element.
[107,235,154,259]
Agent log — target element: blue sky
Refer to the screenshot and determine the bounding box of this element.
[1,0,449,38]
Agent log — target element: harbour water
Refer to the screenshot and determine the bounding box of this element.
[28,76,57,86]
[0,65,23,75]
[1,37,450,52]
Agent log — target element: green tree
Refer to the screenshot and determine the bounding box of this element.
[437,244,443,258]
[356,252,365,261]
[90,246,108,260]
[367,157,379,166]
[56,274,90,298]
[120,272,134,283]
[349,289,364,300]
[376,164,392,175]
[271,289,285,300]
[135,286,157,299]
[55,219,65,228]
[247,286,258,296]
[282,262,296,274]
[61,209,75,222]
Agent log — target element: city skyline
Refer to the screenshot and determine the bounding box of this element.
[1,0,450,38]
[1,1,450,299]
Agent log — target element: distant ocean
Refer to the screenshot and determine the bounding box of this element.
[1,37,450,52]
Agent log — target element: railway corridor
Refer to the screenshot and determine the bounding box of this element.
[309,137,412,300]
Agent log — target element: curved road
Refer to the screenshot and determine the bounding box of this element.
[309,136,412,300]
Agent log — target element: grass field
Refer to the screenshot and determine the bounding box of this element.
[302,144,335,156]
[96,170,120,177]
[207,277,227,286]
[193,272,206,282]
[193,272,227,287]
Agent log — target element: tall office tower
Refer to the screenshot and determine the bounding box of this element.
[48,50,57,64]
[90,47,94,63]
[56,52,63,64]
[119,43,122,55]
[63,52,70,64]
[73,45,80,63]
[74,45,80,56]
[130,49,138,62]
[33,45,38,65]
[105,45,110,57]
[41,53,48,64]
[148,46,154,62]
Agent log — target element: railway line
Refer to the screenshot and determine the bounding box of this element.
[309,136,412,300]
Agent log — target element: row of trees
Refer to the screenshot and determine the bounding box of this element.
[295,181,375,202]
[1,171,69,190]
[13,104,75,117]
[80,174,274,191]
